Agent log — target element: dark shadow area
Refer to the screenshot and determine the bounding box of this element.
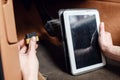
[17,0,86,25]
[43,0,86,5]
[38,39,68,73]
[105,59,120,76]
[13,0,120,79]
[105,65,120,76]
[37,39,120,80]
[0,56,4,80]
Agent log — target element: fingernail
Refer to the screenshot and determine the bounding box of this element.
[31,36,36,42]
[101,22,104,26]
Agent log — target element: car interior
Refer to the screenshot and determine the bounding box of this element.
[0,0,120,80]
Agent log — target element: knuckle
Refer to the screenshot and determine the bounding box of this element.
[106,32,111,36]
[28,49,36,54]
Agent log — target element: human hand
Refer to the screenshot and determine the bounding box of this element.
[98,22,113,52]
[99,22,120,61]
[18,37,39,80]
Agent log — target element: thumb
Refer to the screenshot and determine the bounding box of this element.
[100,22,105,34]
[28,36,37,52]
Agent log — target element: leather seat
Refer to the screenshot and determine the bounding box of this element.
[0,0,120,80]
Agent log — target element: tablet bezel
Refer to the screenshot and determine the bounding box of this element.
[62,9,106,75]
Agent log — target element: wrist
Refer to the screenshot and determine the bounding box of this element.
[101,44,113,54]
[102,45,120,61]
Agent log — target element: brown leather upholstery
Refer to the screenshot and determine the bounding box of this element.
[0,0,120,80]
[98,0,120,3]
[0,0,21,80]
[47,0,120,45]
[78,1,120,45]
[39,1,120,80]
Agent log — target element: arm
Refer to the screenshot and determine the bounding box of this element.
[99,22,120,61]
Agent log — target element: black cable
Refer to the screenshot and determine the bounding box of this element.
[21,0,62,39]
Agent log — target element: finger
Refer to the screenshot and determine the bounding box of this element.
[99,22,105,34]
[27,36,37,53]
[36,44,38,49]
[17,39,25,50]
[19,46,27,54]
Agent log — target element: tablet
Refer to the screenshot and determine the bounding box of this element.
[59,9,106,75]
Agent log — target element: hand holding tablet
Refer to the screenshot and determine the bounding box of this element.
[59,9,106,75]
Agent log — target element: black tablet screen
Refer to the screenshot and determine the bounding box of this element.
[69,15,102,69]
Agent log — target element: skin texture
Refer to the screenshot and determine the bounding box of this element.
[17,22,120,80]
[99,22,120,61]
[18,37,39,80]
